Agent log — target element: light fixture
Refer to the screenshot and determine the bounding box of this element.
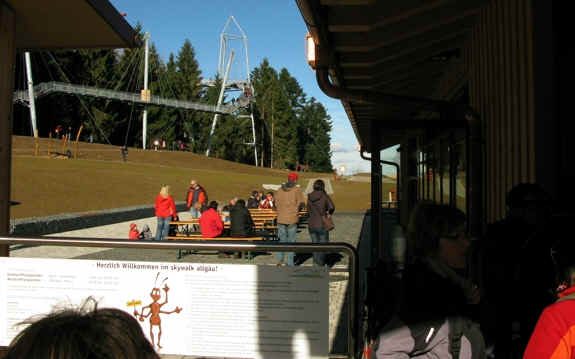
[305,32,316,69]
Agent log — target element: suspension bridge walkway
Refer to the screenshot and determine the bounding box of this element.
[13,81,247,115]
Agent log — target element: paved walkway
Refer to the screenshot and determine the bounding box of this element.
[9,212,365,358]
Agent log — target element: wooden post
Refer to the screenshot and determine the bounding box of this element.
[33,130,39,156]
[61,133,67,154]
[74,125,83,159]
[0,3,16,257]
[48,130,52,156]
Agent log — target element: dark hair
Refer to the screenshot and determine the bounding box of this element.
[208,201,218,210]
[313,179,325,192]
[506,183,550,209]
[409,203,466,257]
[236,199,246,207]
[4,299,159,359]
[251,190,258,197]
[267,192,274,196]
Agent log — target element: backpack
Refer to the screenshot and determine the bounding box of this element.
[375,316,480,358]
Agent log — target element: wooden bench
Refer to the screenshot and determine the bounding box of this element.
[166,235,264,241]
[166,235,265,260]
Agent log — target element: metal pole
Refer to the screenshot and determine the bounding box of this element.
[24,52,38,138]
[250,112,258,166]
[142,32,150,150]
[206,50,234,157]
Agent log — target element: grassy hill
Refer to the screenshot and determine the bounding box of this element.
[10,136,390,219]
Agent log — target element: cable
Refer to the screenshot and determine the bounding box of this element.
[46,51,112,144]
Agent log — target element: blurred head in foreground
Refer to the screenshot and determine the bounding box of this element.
[4,298,159,359]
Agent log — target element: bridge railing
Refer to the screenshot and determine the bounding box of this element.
[13,82,248,115]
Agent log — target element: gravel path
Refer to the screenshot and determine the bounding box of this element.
[9,212,366,358]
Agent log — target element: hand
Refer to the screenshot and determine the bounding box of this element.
[163,284,170,292]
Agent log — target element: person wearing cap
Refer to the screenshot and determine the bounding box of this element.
[274,172,306,266]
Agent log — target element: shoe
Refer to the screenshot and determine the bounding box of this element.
[217,252,230,258]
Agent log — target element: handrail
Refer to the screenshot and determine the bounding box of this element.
[13,82,245,115]
[360,147,400,205]
[0,236,359,359]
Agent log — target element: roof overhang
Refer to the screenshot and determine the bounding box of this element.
[296,0,486,151]
[7,0,139,49]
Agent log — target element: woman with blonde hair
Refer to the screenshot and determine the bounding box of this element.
[154,185,176,241]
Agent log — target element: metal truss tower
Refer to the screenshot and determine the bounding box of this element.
[205,16,257,166]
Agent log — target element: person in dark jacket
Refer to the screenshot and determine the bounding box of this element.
[381,203,485,359]
[230,199,254,237]
[247,190,260,209]
[481,183,554,358]
[307,179,335,266]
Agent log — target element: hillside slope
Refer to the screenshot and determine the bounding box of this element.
[10,136,383,219]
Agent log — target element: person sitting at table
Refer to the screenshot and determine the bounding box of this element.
[222,197,237,213]
[260,191,275,209]
[247,191,260,209]
[199,201,223,238]
[230,199,255,237]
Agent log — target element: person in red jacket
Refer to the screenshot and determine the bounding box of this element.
[154,185,177,241]
[129,223,139,240]
[524,261,575,359]
[259,192,275,209]
[199,201,223,238]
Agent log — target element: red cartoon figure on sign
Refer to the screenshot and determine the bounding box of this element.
[131,273,182,349]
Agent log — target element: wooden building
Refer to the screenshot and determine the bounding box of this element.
[296,0,573,248]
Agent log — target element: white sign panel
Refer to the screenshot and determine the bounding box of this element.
[0,258,329,358]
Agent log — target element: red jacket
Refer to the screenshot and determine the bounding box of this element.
[524,286,575,359]
[129,228,139,240]
[199,208,223,238]
[260,198,274,209]
[155,194,176,218]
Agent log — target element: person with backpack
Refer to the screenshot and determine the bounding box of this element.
[523,261,575,359]
[307,179,335,267]
[374,203,485,358]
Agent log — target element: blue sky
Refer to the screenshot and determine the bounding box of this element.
[109,0,398,174]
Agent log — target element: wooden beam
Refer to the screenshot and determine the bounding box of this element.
[0,3,16,257]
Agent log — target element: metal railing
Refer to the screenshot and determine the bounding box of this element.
[0,236,359,359]
[13,82,245,114]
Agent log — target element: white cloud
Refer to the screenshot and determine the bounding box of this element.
[330,144,399,176]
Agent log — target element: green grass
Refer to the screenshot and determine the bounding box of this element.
[10,136,390,219]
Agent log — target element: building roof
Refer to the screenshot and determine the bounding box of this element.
[7,0,139,49]
[296,0,486,150]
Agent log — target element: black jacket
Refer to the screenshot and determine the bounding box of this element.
[247,196,260,209]
[307,190,335,229]
[230,204,254,237]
